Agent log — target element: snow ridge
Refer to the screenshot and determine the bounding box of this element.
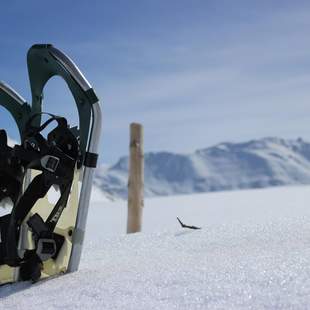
[94,137,310,199]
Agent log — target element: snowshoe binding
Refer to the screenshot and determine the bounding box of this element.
[0,44,102,284]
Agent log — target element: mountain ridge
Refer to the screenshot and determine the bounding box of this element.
[93,137,310,199]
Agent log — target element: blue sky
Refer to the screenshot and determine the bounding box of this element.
[1,1,310,163]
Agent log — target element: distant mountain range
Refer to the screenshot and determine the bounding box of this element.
[94,137,310,200]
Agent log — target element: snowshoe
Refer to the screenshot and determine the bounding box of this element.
[0,44,102,284]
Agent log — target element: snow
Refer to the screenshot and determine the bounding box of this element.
[95,137,310,199]
[2,185,310,309]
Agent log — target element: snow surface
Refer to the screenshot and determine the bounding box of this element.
[2,185,310,309]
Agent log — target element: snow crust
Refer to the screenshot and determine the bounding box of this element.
[2,185,310,309]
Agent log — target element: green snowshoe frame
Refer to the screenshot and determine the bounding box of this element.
[0,44,102,280]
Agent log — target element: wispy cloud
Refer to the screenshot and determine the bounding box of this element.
[87,4,310,162]
[2,1,310,163]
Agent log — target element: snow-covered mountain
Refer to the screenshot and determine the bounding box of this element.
[94,137,310,199]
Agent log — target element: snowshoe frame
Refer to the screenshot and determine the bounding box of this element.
[0,44,102,276]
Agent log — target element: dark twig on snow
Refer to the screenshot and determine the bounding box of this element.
[177,217,202,230]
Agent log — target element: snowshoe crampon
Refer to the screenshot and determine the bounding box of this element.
[0,44,102,284]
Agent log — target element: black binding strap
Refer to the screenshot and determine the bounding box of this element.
[0,215,11,265]
[5,173,51,266]
[0,113,79,281]
[84,152,98,168]
[0,130,24,204]
[46,182,72,230]
[25,112,67,133]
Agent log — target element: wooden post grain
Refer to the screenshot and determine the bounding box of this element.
[127,123,144,233]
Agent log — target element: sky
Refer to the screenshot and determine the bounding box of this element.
[1,1,310,164]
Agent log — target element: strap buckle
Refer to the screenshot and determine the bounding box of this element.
[36,238,56,261]
[41,155,60,173]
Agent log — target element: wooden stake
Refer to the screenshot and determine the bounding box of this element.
[127,123,144,233]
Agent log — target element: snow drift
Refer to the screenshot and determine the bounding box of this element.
[2,186,310,309]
